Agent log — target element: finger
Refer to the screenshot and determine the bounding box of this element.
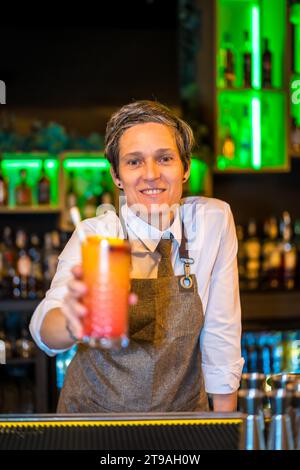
[67,279,87,298]
[71,264,83,280]
[66,318,84,340]
[128,292,138,305]
[63,295,87,318]
[61,306,84,338]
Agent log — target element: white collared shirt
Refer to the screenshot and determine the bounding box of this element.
[29,196,245,394]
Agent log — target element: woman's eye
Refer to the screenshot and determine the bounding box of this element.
[160,156,173,162]
[127,159,141,166]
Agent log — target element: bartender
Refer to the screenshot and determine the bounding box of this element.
[30,100,244,413]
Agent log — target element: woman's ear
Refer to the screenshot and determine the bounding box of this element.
[110,167,123,189]
[182,163,191,183]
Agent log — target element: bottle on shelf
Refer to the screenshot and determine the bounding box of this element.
[95,170,115,215]
[15,318,35,359]
[221,126,235,159]
[0,164,8,206]
[280,211,297,290]
[37,162,51,205]
[262,38,272,88]
[291,118,300,154]
[244,219,261,290]
[65,171,78,227]
[261,217,282,290]
[243,31,252,88]
[294,219,300,289]
[242,331,286,376]
[0,316,13,360]
[221,32,235,88]
[82,170,98,219]
[28,233,43,299]
[261,100,273,165]
[240,105,252,167]
[15,169,32,206]
[43,231,60,291]
[1,227,16,299]
[12,230,31,299]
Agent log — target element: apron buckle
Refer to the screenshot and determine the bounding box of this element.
[179,262,194,289]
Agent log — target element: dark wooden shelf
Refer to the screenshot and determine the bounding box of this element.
[0,299,41,312]
[5,357,36,365]
[241,290,300,323]
[0,206,61,214]
[217,87,285,93]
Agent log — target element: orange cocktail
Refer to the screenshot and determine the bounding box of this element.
[81,235,131,349]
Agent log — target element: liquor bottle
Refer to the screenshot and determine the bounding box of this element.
[222,126,235,159]
[261,217,281,290]
[15,169,32,206]
[222,32,235,88]
[240,106,252,167]
[66,171,77,209]
[243,31,252,88]
[28,233,43,299]
[37,162,51,205]
[65,171,78,227]
[280,212,297,290]
[82,170,98,219]
[43,232,60,291]
[236,225,247,291]
[244,219,261,290]
[1,227,15,298]
[261,100,273,166]
[15,318,35,359]
[0,316,13,360]
[262,38,272,88]
[291,118,300,154]
[12,230,31,299]
[294,219,300,288]
[0,165,8,206]
[97,170,114,208]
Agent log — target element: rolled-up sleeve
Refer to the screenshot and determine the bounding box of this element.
[29,212,123,356]
[200,203,244,394]
[29,228,82,356]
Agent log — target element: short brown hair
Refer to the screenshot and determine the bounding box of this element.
[104,100,194,178]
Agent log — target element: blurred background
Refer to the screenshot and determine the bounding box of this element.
[0,0,299,413]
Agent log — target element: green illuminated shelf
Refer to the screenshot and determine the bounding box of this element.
[0,205,61,214]
[1,153,60,206]
[215,0,288,173]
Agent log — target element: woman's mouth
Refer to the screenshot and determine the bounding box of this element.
[139,188,166,196]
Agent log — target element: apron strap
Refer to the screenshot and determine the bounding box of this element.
[179,219,194,265]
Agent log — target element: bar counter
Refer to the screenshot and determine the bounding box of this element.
[0,412,244,450]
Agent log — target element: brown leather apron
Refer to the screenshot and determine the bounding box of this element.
[57,219,209,413]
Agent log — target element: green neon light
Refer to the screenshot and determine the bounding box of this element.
[64,159,110,169]
[252,5,260,89]
[295,26,300,75]
[252,97,261,169]
[2,160,41,169]
[290,3,300,25]
[190,159,208,194]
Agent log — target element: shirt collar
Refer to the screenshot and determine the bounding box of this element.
[120,202,182,253]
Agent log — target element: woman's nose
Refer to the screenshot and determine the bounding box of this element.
[143,160,160,180]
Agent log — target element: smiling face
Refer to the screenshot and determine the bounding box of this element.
[110,122,190,227]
